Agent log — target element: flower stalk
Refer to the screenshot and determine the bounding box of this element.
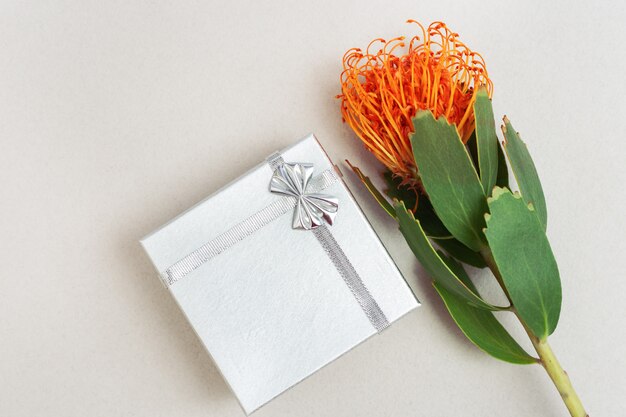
[528,331,588,417]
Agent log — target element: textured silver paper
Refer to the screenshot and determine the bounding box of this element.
[140,134,419,414]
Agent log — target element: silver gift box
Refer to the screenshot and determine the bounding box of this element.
[140,134,419,414]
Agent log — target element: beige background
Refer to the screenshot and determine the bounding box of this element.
[1,1,625,416]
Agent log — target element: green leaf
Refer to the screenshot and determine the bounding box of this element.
[434,255,537,365]
[413,194,452,239]
[411,110,488,251]
[395,200,504,311]
[434,237,487,269]
[345,161,396,219]
[495,140,509,189]
[502,117,547,229]
[474,86,499,195]
[484,187,562,339]
[383,170,451,239]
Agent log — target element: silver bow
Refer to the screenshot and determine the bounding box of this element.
[270,163,339,230]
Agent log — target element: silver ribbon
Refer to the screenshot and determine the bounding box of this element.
[160,152,389,333]
[270,162,339,230]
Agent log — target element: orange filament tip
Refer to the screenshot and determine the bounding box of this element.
[338,21,492,185]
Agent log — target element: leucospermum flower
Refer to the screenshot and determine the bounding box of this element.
[338,21,589,417]
[338,21,492,186]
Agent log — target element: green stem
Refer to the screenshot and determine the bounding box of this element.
[526,330,588,417]
[481,247,588,417]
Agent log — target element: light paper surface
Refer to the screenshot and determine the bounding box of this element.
[141,135,419,414]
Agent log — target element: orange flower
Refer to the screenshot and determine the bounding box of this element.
[338,21,492,185]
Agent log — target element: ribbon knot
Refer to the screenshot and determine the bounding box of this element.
[270,163,339,230]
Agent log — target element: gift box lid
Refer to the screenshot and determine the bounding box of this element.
[140,134,419,414]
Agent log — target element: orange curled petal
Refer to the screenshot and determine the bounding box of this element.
[338,21,492,185]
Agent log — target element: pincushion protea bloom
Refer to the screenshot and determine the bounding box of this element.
[338,21,588,417]
[338,21,492,184]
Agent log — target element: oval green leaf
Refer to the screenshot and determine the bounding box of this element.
[484,187,561,339]
[411,110,488,251]
[502,117,547,229]
[395,200,505,311]
[474,86,499,195]
[434,255,538,365]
